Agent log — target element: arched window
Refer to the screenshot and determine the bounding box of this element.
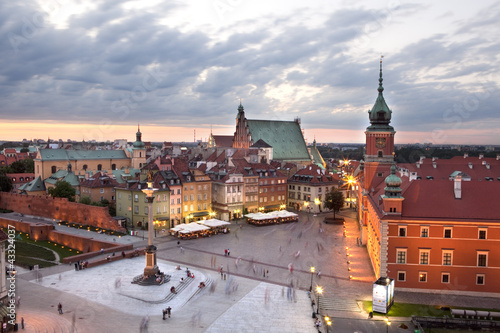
[51,165,57,173]
[378,151,383,158]
[112,164,116,170]
[97,164,102,171]
[83,164,88,171]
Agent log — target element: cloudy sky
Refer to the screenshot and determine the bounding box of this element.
[1,0,499,145]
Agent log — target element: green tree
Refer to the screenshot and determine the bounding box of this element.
[79,196,91,205]
[47,181,75,202]
[0,174,13,192]
[324,187,344,220]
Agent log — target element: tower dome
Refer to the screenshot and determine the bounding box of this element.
[384,164,402,197]
[133,125,145,148]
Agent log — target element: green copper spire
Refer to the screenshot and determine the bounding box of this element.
[378,56,384,93]
[367,56,394,132]
[236,100,244,119]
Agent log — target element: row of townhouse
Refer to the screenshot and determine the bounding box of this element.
[113,153,342,230]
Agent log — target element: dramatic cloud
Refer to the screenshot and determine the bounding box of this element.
[0,0,499,144]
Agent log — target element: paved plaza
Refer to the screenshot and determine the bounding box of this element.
[10,209,500,332]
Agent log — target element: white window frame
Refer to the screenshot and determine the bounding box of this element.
[396,249,407,264]
[397,271,406,282]
[420,226,429,238]
[442,250,453,266]
[476,274,485,285]
[443,227,452,238]
[418,271,427,283]
[419,249,430,265]
[441,272,450,284]
[398,226,407,237]
[478,228,487,240]
[477,252,488,267]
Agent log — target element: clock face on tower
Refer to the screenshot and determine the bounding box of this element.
[375,137,386,148]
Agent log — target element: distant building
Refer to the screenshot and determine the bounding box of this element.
[287,164,340,213]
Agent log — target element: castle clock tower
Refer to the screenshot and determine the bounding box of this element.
[364,58,396,190]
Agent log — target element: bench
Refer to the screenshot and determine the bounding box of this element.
[489,311,500,319]
[475,311,489,319]
[451,309,465,318]
[465,310,476,318]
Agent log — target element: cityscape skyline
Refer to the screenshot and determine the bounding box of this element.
[1,1,499,145]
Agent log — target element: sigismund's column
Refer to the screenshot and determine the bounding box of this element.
[142,180,159,277]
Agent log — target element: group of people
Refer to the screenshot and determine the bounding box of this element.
[74,261,88,271]
[224,248,230,256]
[162,306,172,320]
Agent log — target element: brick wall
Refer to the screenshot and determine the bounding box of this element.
[0,192,125,232]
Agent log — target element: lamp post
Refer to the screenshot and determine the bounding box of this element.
[324,316,332,333]
[310,266,315,291]
[314,197,320,213]
[141,177,159,277]
[316,286,323,314]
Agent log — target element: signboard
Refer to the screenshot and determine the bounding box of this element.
[372,277,395,314]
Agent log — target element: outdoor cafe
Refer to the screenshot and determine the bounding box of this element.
[169,219,231,240]
[245,210,298,226]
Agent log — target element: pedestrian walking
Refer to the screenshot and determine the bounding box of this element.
[224,248,228,256]
[21,317,24,329]
[227,248,230,256]
[58,302,63,314]
[167,306,171,318]
[180,246,184,253]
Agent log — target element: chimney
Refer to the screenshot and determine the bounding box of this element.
[416,162,420,169]
[432,162,437,168]
[468,163,473,169]
[419,156,425,163]
[497,154,499,160]
[486,163,491,170]
[454,175,462,199]
[464,153,468,158]
[479,154,484,159]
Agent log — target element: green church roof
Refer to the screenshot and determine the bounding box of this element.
[309,140,326,169]
[44,170,80,186]
[19,176,45,192]
[247,119,311,161]
[38,149,129,161]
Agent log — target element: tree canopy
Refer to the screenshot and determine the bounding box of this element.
[47,180,75,202]
[0,174,13,192]
[324,187,344,219]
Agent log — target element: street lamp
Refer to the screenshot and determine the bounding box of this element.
[314,197,320,213]
[384,317,391,333]
[310,266,315,291]
[324,316,332,333]
[316,286,323,314]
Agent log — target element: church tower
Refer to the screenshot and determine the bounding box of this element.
[232,102,252,149]
[132,125,146,169]
[364,58,396,189]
